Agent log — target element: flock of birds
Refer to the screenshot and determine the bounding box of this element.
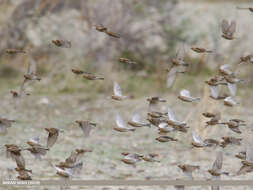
[1,5,253,190]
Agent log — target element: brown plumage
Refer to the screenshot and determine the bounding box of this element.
[191,47,212,53]
[221,19,236,40]
[178,164,200,179]
[75,120,96,137]
[220,136,242,148]
[52,40,71,48]
[5,49,26,54]
[45,128,61,148]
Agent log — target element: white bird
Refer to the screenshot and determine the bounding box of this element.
[191,130,206,147]
[128,112,150,128]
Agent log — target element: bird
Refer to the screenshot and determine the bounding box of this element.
[52,40,71,48]
[83,72,104,80]
[219,119,246,134]
[105,30,120,38]
[5,144,26,169]
[205,111,221,127]
[71,68,85,75]
[114,114,135,132]
[224,96,239,107]
[26,136,49,160]
[45,128,63,148]
[223,74,243,96]
[239,54,253,64]
[119,58,137,64]
[142,153,160,162]
[178,164,200,179]
[155,135,178,143]
[15,167,32,180]
[111,82,128,100]
[236,6,253,13]
[235,151,246,160]
[221,19,237,40]
[0,118,15,135]
[237,142,253,175]
[147,96,166,112]
[75,120,96,137]
[64,149,92,167]
[94,24,120,38]
[127,112,150,128]
[208,151,229,190]
[219,64,234,76]
[191,130,207,148]
[166,106,188,132]
[23,57,41,82]
[167,45,188,88]
[121,153,143,167]
[5,49,26,54]
[95,24,107,32]
[203,139,220,147]
[205,76,226,100]
[178,89,200,102]
[191,47,213,53]
[220,136,242,148]
[157,122,175,134]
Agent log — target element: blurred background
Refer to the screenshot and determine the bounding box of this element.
[1,0,253,189]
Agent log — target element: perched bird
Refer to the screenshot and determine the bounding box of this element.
[191,47,212,53]
[224,96,239,107]
[45,128,62,148]
[220,136,242,148]
[191,130,207,148]
[128,112,150,128]
[114,114,135,132]
[178,164,200,179]
[5,49,26,54]
[166,106,188,133]
[167,46,188,88]
[142,153,160,163]
[147,96,166,112]
[220,119,246,134]
[52,40,71,48]
[26,137,49,160]
[121,153,143,167]
[178,89,200,102]
[75,120,96,137]
[237,142,253,175]
[0,118,15,135]
[112,82,128,100]
[119,58,137,64]
[221,19,236,40]
[155,135,178,143]
[236,6,253,13]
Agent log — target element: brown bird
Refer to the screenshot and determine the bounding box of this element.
[191,47,212,53]
[203,139,220,147]
[235,151,246,160]
[105,30,120,38]
[121,153,143,167]
[155,135,178,143]
[0,118,15,134]
[157,122,175,134]
[119,58,137,64]
[94,24,120,38]
[167,46,188,88]
[128,112,150,128]
[205,76,226,100]
[178,164,200,179]
[202,112,216,118]
[221,19,237,40]
[26,136,49,160]
[75,120,96,137]
[191,130,207,148]
[71,68,84,75]
[224,74,243,96]
[5,49,26,54]
[15,168,32,180]
[5,144,26,170]
[205,111,221,127]
[23,57,41,82]
[220,136,242,148]
[239,54,253,64]
[220,119,246,134]
[208,151,228,177]
[142,153,160,162]
[147,96,166,112]
[166,106,188,132]
[111,82,128,100]
[237,142,253,175]
[224,96,239,107]
[114,114,135,132]
[237,6,253,13]
[83,72,104,80]
[178,89,200,102]
[45,128,63,148]
[95,24,107,32]
[52,40,71,48]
